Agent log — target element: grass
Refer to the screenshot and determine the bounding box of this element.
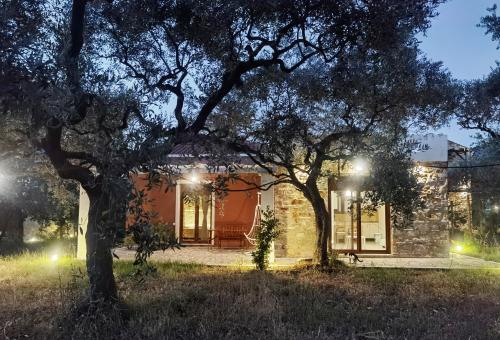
[451,239,500,262]
[0,253,499,339]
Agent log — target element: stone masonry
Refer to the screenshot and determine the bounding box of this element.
[274,162,450,258]
[392,162,450,257]
[273,178,328,258]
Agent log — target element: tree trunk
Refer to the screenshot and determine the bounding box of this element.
[306,185,331,267]
[86,189,118,303]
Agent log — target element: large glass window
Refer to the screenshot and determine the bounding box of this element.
[331,190,389,253]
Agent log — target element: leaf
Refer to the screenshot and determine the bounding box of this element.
[112,252,120,260]
[79,227,84,235]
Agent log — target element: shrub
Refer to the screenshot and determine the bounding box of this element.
[251,207,280,271]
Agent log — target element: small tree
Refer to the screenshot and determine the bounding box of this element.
[252,207,280,271]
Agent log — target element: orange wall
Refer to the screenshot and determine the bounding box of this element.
[128,173,261,233]
[128,174,176,227]
[213,173,261,232]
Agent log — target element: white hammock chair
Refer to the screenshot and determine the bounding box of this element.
[244,192,262,245]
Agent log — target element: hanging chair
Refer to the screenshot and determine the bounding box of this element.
[244,192,262,245]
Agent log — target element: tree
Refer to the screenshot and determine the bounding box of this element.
[452,6,500,246]
[456,5,500,139]
[214,35,457,266]
[2,0,437,301]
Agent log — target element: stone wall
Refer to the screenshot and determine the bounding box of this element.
[274,179,328,258]
[393,162,450,257]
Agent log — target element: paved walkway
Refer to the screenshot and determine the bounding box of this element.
[113,247,500,269]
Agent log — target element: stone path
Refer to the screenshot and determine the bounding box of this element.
[113,247,500,269]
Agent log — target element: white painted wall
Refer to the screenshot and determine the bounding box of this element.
[77,186,89,260]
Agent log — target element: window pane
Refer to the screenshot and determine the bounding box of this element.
[332,191,359,251]
[360,204,387,251]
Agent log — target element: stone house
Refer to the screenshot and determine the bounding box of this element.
[77,134,456,259]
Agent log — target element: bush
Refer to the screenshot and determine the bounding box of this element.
[251,208,280,271]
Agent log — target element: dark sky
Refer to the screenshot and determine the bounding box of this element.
[419,0,499,146]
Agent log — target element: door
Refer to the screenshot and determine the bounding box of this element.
[180,185,213,243]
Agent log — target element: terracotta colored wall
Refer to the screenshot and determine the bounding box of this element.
[128,174,176,227]
[214,173,261,231]
[128,173,261,239]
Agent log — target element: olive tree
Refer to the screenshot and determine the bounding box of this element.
[2,0,434,301]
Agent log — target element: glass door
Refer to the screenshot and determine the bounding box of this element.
[331,190,390,253]
[181,185,212,243]
[332,190,359,251]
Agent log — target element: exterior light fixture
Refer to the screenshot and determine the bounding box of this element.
[454,244,463,252]
[50,254,59,262]
[344,190,352,197]
[353,159,368,173]
[494,205,499,212]
[189,173,199,183]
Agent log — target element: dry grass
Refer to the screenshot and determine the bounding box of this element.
[0,253,499,340]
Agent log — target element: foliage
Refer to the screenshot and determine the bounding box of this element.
[457,5,500,138]
[453,233,500,262]
[1,254,499,339]
[214,24,458,263]
[251,207,280,271]
[127,188,180,268]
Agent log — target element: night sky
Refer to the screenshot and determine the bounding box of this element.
[419,0,499,146]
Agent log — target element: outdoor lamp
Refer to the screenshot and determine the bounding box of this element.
[353,159,366,172]
[189,173,199,183]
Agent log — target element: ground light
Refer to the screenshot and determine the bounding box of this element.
[454,244,463,252]
[50,253,59,262]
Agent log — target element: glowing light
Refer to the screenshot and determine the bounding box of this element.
[189,173,199,183]
[415,165,425,174]
[353,159,367,172]
[344,190,352,197]
[27,237,39,243]
[50,254,59,262]
[494,205,499,212]
[454,245,463,252]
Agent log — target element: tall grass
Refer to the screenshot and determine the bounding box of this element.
[0,254,499,339]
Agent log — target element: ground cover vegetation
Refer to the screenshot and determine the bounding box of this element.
[0,254,499,339]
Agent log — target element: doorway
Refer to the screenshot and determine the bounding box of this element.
[180,184,213,243]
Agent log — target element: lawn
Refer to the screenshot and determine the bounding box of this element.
[0,253,499,340]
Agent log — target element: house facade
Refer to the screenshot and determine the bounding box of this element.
[77,134,458,260]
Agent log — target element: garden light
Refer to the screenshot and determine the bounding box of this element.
[50,253,59,262]
[454,244,463,252]
[494,205,499,212]
[27,237,39,243]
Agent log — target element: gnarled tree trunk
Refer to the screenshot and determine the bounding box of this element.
[304,184,331,267]
[86,188,118,302]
